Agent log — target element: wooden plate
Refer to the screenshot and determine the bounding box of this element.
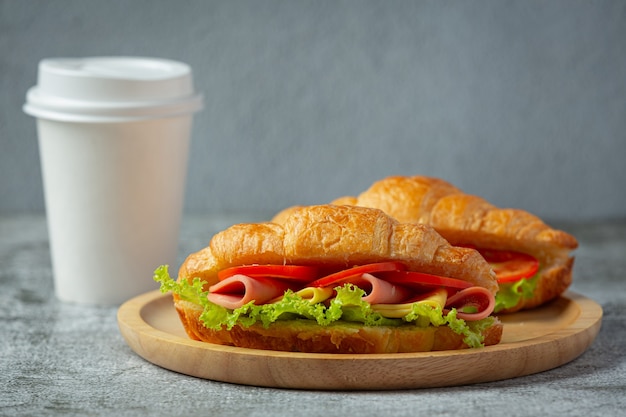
[117,290,602,390]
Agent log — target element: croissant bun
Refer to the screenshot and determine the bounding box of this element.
[181,204,497,294]
[308,176,577,313]
[175,205,502,353]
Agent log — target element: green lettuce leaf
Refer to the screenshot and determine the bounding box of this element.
[154,264,207,305]
[154,265,492,348]
[494,273,540,312]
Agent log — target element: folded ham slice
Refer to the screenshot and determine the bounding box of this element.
[207,275,293,310]
[444,287,495,321]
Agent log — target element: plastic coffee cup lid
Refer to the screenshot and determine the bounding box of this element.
[23,57,203,122]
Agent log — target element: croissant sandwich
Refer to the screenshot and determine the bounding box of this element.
[155,205,503,354]
[304,175,577,314]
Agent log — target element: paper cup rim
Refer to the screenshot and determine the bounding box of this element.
[24,88,203,123]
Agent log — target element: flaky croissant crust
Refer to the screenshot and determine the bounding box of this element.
[179,204,498,295]
[328,176,578,261]
[319,175,578,313]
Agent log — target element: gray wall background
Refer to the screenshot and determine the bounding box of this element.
[2,0,625,222]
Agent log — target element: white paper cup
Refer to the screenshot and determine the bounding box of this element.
[24,57,203,305]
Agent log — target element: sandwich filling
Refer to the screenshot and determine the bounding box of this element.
[466,247,540,312]
[155,262,498,348]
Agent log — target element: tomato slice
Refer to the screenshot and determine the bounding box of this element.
[478,249,539,283]
[217,264,320,283]
[308,262,406,288]
[378,270,473,291]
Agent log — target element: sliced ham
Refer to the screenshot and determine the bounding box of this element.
[207,274,293,309]
[356,273,412,304]
[444,286,495,321]
[315,272,412,304]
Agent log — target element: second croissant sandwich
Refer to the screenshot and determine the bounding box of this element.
[310,176,577,313]
[156,205,502,354]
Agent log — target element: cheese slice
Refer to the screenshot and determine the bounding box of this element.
[372,288,448,318]
[294,287,334,304]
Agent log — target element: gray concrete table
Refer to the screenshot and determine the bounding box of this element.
[1,214,624,416]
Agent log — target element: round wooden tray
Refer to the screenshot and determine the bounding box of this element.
[117,290,602,390]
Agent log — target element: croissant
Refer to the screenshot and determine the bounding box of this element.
[182,204,498,293]
[159,205,502,353]
[314,175,577,313]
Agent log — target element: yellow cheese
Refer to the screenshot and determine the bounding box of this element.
[372,288,448,318]
[295,287,334,304]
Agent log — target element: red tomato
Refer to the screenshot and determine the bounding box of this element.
[217,264,320,283]
[478,249,539,283]
[378,270,473,290]
[308,262,406,288]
